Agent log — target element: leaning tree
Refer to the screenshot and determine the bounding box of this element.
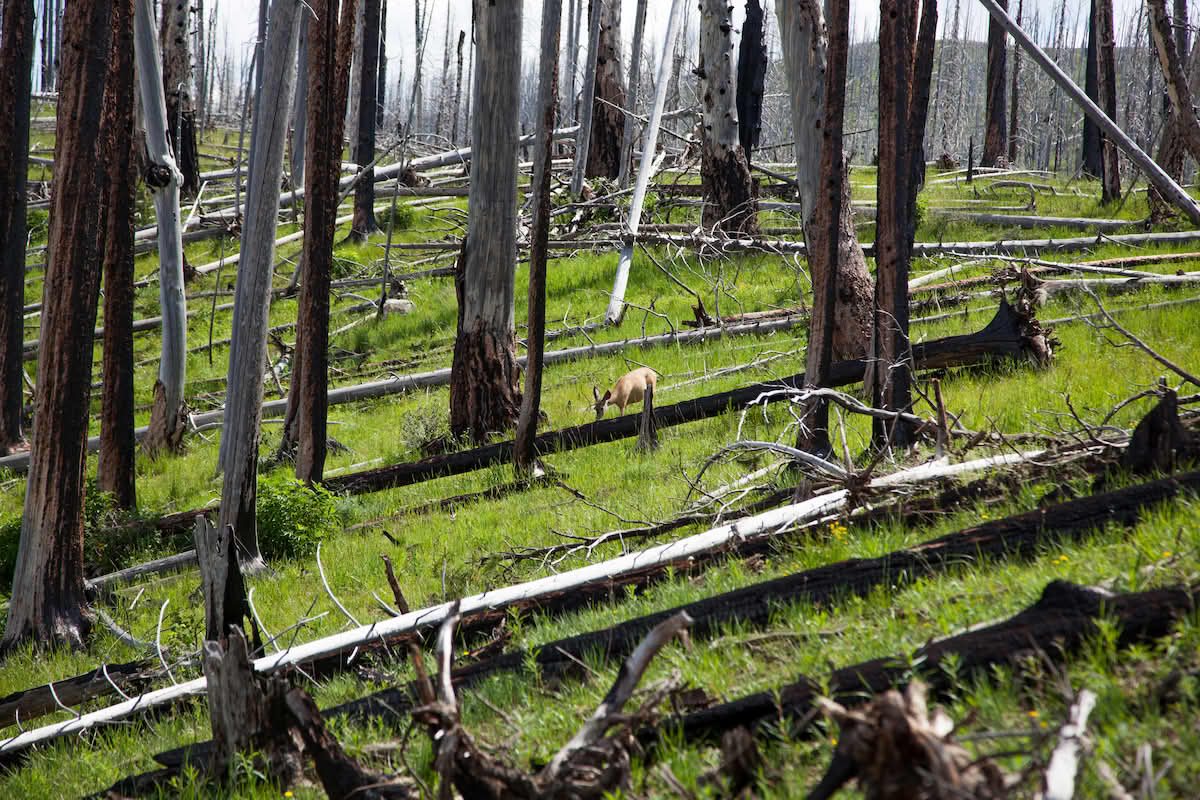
[449,0,524,443]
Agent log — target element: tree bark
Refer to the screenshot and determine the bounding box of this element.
[1081,0,1102,178]
[981,0,1007,166]
[159,0,200,195]
[290,11,309,191]
[350,0,380,239]
[451,29,465,145]
[584,0,625,179]
[279,0,357,483]
[3,0,130,652]
[99,0,139,511]
[873,0,919,447]
[449,0,523,444]
[775,0,872,361]
[515,0,561,475]
[698,0,759,235]
[375,0,386,131]
[616,0,646,188]
[735,0,767,166]
[1007,0,1022,164]
[1147,0,1200,166]
[137,0,189,457]
[0,0,35,455]
[1149,1,1198,222]
[1095,0,1120,203]
[217,0,301,569]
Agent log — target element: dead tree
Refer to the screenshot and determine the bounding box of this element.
[981,0,1008,167]
[137,0,189,456]
[1149,0,1200,165]
[775,0,873,360]
[350,0,381,239]
[1007,0,1023,164]
[1082,0,1103,178]
[585,0,625,179]
[1095,0,1121,202]
[616,0,646,188]
[375,0,386,131]
[159,0,200,194]
[451,29,465,145]
[2,0,130,652]
[217,0,301,569]
[514,0,561,475]
[278,0,358,483]
[99,0,139,511]
[697,0,759,234]
[735,0,766,166]
[449,0,524,443]
[0,0,35,455]
[1149,0,1197,221]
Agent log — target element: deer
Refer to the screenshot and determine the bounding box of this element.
[592,367,658,420]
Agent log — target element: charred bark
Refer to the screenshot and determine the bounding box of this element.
[981,0,1008,167]
[1095,0,1121,203]
[1082,0,1103,178]
[99,1,138,511]
[279,0,358,482]
[698,0,759,235]
[451,317,522,445]
[584,0,625,179]
[2,0,127,651]
[350,0,381,239]
[159,0,200,194]
[0,0,34,455]
[735,0,766,165]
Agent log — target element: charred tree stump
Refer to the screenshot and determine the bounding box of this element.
[1114,389,1196,479]
[194,517,260,648]
[635,382,658,452]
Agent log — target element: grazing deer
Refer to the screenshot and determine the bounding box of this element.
[593,367,658,419]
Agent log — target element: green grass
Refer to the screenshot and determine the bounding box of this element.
[1,159,1199,797]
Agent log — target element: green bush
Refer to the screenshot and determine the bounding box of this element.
[255,475,340,560]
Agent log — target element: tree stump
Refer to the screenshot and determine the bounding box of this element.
[635,382,658,452]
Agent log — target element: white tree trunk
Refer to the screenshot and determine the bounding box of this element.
[217,0,301,567]
[134,0,188,453]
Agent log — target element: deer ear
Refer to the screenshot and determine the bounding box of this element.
[593,386,600,402]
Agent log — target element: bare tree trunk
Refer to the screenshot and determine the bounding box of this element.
[775,0,873,361]
[585,0,625,179]
[873,0,919,448]
[375,0,386,131]
[160,0,200,194]
[616,0,646,188]
[735,0,766,166]
[350,0,380,239]
[1082,0,1102,177]
[1150,0,1194,222]
[797,0,849,456]
[0,0,35,455]
[1148,0,1200,164]
[451,29,465,145]
[450,0,523,444]
[290,11,308,191]
[1007,0,1023,164]
[515,0,560,475]
[217,0,300,569]
[570,0,601,194]
[279,0,357,482]
[434,2,450,139]
[1095,0,1121,202]
[981,0,1008,166]
[99,4,138,511]
[346,0,364,156]
[3,0,131,652]
[137,0,189,457]
[698,0,758,234]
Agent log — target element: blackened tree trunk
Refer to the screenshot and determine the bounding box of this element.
[698,0,759,235]
[0,0,35,456]
[515,0,560,475]
[159,0,200,194]
[449,0,523,444]
[584,0,625,179]
[1095,0,1121,203]
[350,0,380,239]
[776,0,873,361]
[3,0,131,652]
[451,29,465,145]
[99,1,138,511]
[1007,0,1022,164]
[735,0,766,166]
[279,0,357,482]
[872,0,920,448]
[376,0,386,131]
[1082,0,1102,178]
[981,0,1007,166]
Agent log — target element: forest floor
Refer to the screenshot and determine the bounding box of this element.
[0,128,1198,798]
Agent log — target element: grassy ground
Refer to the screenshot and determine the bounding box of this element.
[0,149,1198,797]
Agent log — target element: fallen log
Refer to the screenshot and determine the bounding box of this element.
[323,300,1051,495]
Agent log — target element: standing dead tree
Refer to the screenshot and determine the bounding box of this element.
[1007,0,1023,163]
[278,0,358,483]
[217,0,301,569]
[775,0,873,361]
[616,0,646,188]
[136,0,189,457]
[515,0,561,475]
[981,0,1008,166]
[3,0,131,652]
[697,0,758,234]
[0,0,35,455]
[585,0,626,179]
[449,0,524,443]
[1082,0,1103,178]
[736,0,767,167]
[160,0,200,194]
[1148,1,1199,222]
[1095,0,1121,202]
[350,0,381,239]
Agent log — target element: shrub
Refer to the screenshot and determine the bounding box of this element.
[255,475,340,560]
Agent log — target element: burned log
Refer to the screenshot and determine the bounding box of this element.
[325,300,1052,496]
